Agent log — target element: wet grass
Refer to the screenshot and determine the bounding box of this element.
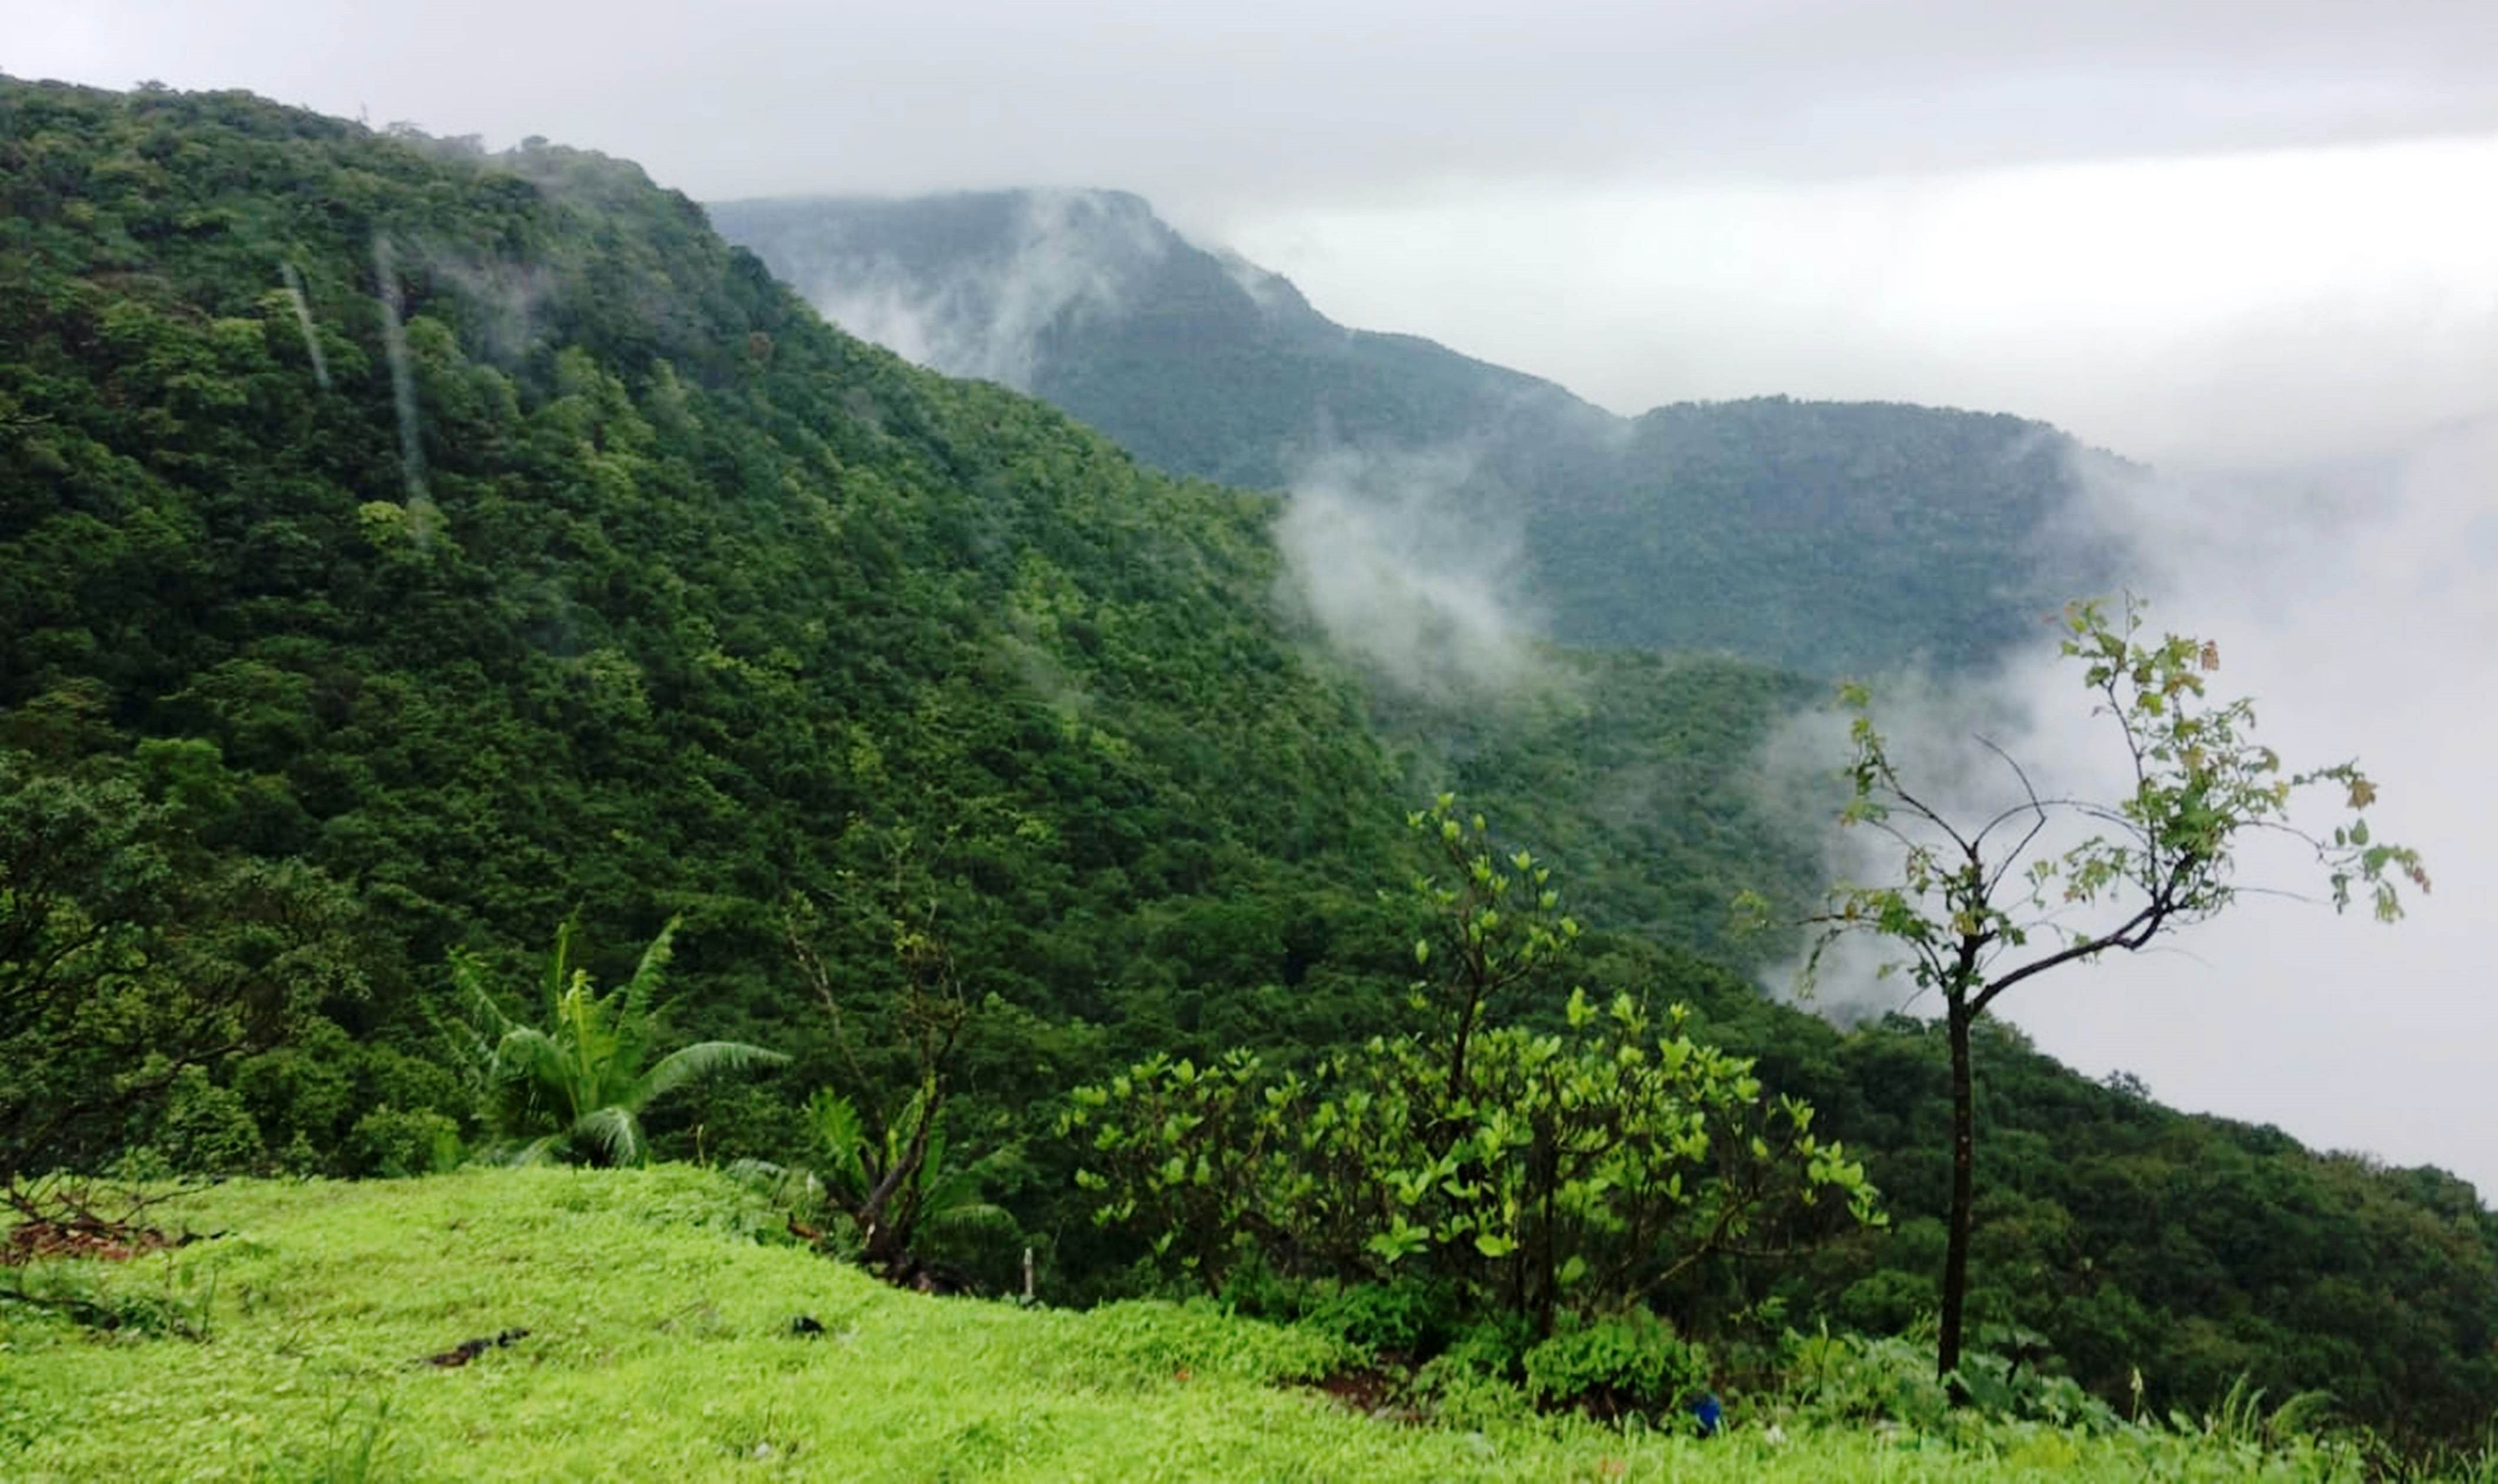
[0,1167,2390,1480]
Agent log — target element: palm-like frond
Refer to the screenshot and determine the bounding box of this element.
[540,919,575,1014]
[807,1090,871,1194]
[572,1104,644,1167]
[621,922,675,1021]
[915,1156,1016,1238]
[489,1024,567,1080]
[500,1132,568,1167]
[645,1039,788,1102]
[919,1200,1016,1239]
[459,918,781,1167]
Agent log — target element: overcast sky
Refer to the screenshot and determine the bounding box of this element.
[9,2,2497,1190]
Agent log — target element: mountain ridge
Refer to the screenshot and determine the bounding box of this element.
[711,187,2127,677]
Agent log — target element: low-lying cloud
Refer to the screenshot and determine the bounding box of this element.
[757,190,1169,389]
[1273,447,1545,703]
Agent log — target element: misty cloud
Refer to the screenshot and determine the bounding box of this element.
[20,2,2497,211]
[414,246,558,367]
[1222,134,2498,466]
[2009,421,2498,1188]
[1751,658,2062,1025]
[727,190,1170,388]
[1274,448,1544,703]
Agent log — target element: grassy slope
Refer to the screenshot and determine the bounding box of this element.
[4,1170,2360,1482]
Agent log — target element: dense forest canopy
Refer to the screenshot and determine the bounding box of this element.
[3,78,2493,1445]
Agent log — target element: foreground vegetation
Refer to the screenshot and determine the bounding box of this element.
[0,1168,2449,1480]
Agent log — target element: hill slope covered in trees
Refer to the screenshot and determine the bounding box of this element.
[2,78,2493,1448]
[0,77,1439,1168]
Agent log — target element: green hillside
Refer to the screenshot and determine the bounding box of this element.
[712,191,2123,677]
[0,77,1432,1166]
[4,78,2494,1456]
[0,1168,2404,1481]
[1371,650,1826,967]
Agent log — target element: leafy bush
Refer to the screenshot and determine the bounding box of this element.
[731,1088,1017,1281]
[346,1106,463,1178]
[156,1066,268,1176]
[1521,1310,1709,1420]
[1779,1326,2120,1435]
[1066,801,1879,1330]
[1405,1350,1538,1432]
[1295,1278,1459,1359]
[455,920,784,1167]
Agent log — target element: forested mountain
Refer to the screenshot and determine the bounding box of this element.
[0,79,1429,1167]
[4,78,2493,1446]
[714,191,2124,677]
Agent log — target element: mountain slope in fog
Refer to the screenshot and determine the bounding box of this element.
[713,190,2124,678]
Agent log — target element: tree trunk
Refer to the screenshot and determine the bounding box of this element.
[1939,995,1975,1390]
[858,1088,941,1271]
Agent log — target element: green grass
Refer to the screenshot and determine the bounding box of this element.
[0,1168,2381,1480]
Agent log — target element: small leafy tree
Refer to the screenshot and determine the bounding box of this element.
[1807,599,2427,1385]
[457,919,785,1166]
[1068,799,1879,1332]
[780,829,1006,1274]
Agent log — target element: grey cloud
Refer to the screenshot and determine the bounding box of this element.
[709,190,1169,388]
[1752,662,2055,1026]
[9,1,2497,212]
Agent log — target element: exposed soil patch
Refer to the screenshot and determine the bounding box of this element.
[1306,1367,1419,1423]
[2,1216,181,1266]
[2,1180,204,1267]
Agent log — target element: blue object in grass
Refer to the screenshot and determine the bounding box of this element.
[1691,1390,1723,1436]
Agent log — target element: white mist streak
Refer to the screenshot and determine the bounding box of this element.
[810,191,1169,388]
[2006,427,2498,1192]
[371,237,426,505]
[370,235,439,540]
[1768,424,2498,1192]
[279,260,329,390]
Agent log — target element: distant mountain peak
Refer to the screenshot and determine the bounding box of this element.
[709,188,1196,387]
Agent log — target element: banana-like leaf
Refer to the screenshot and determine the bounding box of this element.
[573,1104,644,1166]
[808,1091,871,1193]
[645,1039,788,1101]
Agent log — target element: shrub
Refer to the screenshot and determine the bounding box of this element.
[1521,1309,1709,1420]
[157,1067,267,1175]
[347,1106,463,1177]
[1065,800,1881,1332]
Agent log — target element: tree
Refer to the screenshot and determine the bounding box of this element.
[1807,599,2427,1385]
[778,832,999,1274]
[748,1085,1015,1282]
[457,919,785,1166]
[0,748,365,1179]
